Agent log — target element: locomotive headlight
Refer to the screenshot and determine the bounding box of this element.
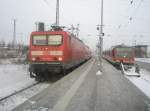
[32,57,36,61]
[58,57,62,61]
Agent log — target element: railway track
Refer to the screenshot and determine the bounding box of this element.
[0,82,39,102]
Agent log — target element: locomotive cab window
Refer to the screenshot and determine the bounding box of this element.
[32,35,47,45]
[32,35,62,46]
[116,48,133,58]
[48,35,62,45]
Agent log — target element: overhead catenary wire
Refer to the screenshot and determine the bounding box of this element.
[42,0,75,28]
[43,0,50,5]
[104,0,150,48]
[127,0,144,22]
[42,0,89,39]
[118,0,144,29]
[125,0,134,12]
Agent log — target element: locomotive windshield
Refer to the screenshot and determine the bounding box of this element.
[33,35,47,45]
[115,47,133,58]
[32,35,62,46]
[48,35,62,45]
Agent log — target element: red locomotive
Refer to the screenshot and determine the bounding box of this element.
[103,45,135,66]
[28,27,91,81]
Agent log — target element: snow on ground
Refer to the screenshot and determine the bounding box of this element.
[135,58,150,63]
[126,68,150,98]
[0,63,37,100]
[0,83,49,111]
[0,58,49,111]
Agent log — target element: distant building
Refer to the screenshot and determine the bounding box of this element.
[134,45,149,58]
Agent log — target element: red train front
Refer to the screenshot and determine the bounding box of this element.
[28,27,91,81]
[103,45,135,66]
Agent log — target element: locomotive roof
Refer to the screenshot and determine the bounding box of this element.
[112,45,132,49]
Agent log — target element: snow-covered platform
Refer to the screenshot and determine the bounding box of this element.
[13,59,150,111]
[0,59,49,111]
[125,67,150,98]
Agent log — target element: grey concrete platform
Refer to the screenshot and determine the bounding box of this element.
[13,58,150,111]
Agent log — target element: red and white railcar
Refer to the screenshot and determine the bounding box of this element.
[103,45,135,65]
[28,28,91,80]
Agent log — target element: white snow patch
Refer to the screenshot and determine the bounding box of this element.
[96,70,102,76]
[0,64,36,100]
[0,58,50,111]
[0,83,49,111]
[135,58,150,63]
[124,67,140,76]
[126,68,150,98]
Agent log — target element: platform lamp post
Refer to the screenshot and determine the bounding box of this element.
[97,0,104,71]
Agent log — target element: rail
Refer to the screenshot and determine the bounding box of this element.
[0,82,39,102]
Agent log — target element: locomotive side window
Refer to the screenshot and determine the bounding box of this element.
[48,35,62,45]
[33,35,47,45]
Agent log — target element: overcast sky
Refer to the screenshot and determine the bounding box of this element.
[0,0,150,50]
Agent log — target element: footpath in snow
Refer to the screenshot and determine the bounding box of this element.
[125,67,150,98]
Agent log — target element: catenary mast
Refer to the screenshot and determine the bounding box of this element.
[56,0,59,26]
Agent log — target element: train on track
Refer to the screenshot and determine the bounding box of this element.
[28,26,91,81]
[103,45,135,67]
